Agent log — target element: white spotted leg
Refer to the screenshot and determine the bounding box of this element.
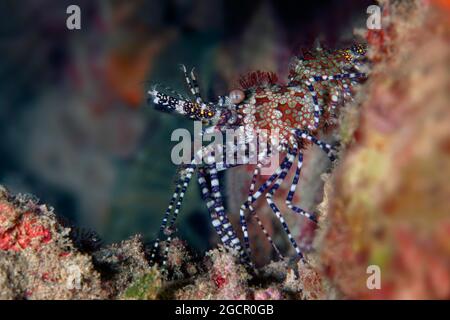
[149,169,186,265]
[197,167,242,255]
[160,165,196,267]
[285,152,318,223]
[304,71,366,130]
[246,164,284,260]
[180,64,203,104]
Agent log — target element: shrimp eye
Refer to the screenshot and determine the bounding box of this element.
[229,89,245,104]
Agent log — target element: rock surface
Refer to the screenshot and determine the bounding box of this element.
[1,0,448,300]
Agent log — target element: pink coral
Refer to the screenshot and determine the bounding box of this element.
[0,208,52,251]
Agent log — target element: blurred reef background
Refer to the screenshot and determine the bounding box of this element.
[0,0,449,299]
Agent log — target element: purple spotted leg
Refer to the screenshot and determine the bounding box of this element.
[159,165,197,266]
[180,64,203,104]
[206,164,253,266]
[294,129,337,161]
